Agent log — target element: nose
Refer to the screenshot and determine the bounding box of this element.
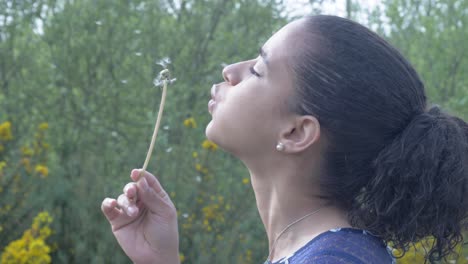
[222,62,244,86]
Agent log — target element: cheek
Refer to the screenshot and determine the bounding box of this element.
[205,94,279,151]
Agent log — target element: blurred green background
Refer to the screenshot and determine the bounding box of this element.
[0,0,467,263]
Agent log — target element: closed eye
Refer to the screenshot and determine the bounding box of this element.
[249,66,261,77]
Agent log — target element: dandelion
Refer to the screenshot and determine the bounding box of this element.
[202,139,218,151]
[138,58,176,180]
[135,52,142,56]
[134,29,141,34]
[183,117,197,128]
[121,79,128,84]
[0,121,13,141]
[242,178,250,185]
[95,20,102,25]
[179,253,185,263]
[192,151,198,158]
[35,164,49,177]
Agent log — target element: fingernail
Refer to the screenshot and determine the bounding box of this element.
[131,169,139,179]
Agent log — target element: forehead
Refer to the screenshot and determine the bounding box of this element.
[262,19,305,66]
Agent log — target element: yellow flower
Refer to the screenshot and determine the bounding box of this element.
[0,161,7,171]
[242,178,250,185]
[195,163,203,171]
[21,158,32,173]
[192,151,198,158]
[0,121,13,141]
[201,139,218,151]
[183,117,197,128]
[0,211,53,264]
[38,122,49,131]
[179,253,185,263]
[21,146,34,156]
[35,165,49,177]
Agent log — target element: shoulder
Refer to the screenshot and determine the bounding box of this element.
[278,228,395,264]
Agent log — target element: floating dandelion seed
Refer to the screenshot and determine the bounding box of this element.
[156,57,171,68]
[137,58,176,180]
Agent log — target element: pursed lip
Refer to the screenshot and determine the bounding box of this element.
[211,84,218,101]
[208,84,218,114]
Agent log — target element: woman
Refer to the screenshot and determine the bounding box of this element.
[101,15,468,264]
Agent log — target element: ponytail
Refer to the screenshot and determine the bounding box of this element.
[358,106,468,262]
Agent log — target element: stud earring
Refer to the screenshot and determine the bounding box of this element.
[276,142,285,151]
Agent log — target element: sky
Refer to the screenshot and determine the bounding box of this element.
[285,0,383,20]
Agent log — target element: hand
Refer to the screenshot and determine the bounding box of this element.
[101,169,180,264]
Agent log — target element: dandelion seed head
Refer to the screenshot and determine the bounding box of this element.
[134,29,141,34]
[153,78,163,87]
[156,57,171,68]
[163,125,169,130]
[95,20,102,25]
[160,69,171,80]
[121,80,128,84]
[135,52,142,56]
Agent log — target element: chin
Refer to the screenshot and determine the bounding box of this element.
[205,121,232,154]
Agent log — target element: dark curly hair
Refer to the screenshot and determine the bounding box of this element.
[290,15,468,263]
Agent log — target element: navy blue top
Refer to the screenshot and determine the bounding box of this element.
[265,228,395,264]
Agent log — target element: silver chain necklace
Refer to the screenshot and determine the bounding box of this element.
[265,206,326,264]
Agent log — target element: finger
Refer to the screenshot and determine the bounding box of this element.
[123,182,137,201]
[101,198,120,221]
[131,169,167,199]
[134,175,175,217]
[102,197,138,231]
[117,194,139,217]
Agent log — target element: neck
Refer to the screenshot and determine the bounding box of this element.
[242,154,351,262]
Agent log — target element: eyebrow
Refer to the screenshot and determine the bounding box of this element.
[259,47,269,65]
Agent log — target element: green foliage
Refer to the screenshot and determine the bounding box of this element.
[0,0,466,263]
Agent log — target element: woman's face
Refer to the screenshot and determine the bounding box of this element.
[205,20,305,157]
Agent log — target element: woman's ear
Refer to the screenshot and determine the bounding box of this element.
[278,115,320,153]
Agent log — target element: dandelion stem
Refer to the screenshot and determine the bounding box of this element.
[138,77,168,180]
